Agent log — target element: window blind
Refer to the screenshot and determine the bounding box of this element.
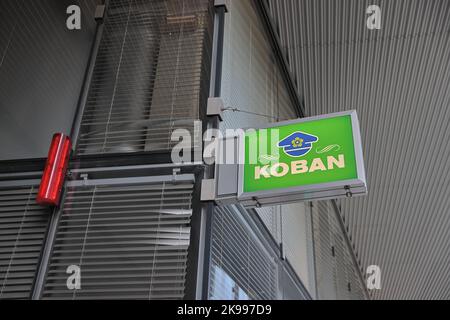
[41,177,194,299]
[76,0,213,155]
[0,184,51,299]
[219,0,297,132]
[209,205,278,300]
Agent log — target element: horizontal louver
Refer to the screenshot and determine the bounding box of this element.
[209,206,278,300]
[76,0,213,155]
[42,180,194,300]
[0,185,51,299]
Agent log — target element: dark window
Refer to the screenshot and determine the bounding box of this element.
[75,0,213,155]
[0,0,99,161]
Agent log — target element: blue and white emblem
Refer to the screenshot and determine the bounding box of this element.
[278,131,319,157]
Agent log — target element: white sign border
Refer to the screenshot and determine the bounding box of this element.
[237,110,367,201]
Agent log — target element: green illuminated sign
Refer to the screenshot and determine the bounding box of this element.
[237,111,366,204]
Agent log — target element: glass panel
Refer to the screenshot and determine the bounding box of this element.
[0,0,99,160]
[76,0,213,155]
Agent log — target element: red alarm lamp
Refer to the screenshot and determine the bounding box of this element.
[36,133,72,206]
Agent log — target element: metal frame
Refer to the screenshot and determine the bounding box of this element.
[210,5,226,98]
[0,158,46,175]
[184,167,207,300]
[70,0,109,150]
[65,173,194,188]
[0,179,42,188]
[199,202,214,299]
[32,190,66,300]
[33,165,199,300]
[196,1,227,299]
[236,110,367,204]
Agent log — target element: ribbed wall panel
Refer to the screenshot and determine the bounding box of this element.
[267,0,450,299]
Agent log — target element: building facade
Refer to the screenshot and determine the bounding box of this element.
[0,0,367,300]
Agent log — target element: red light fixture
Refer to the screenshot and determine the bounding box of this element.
[36,133,72,206]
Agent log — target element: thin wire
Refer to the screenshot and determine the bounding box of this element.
[221,107,278,120]
[0,0,24,72]
[148,182,165,300]
[0,24,16,71]
[74,185,97,300]
[101,0,134,152]
[167,1,186,149]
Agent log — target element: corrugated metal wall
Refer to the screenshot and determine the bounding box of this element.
[267,0,450,299]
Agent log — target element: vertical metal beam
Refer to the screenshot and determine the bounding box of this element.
[70,0,110,151]
[31,188,66,300]
[199,203,215,299]
[184,168,206,300]
[192,2,227,300]
[213,6,226,98]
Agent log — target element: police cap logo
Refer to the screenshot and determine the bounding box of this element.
[278,131,319,157]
